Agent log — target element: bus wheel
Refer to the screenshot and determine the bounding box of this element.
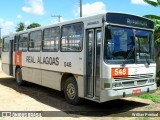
[15,68,25,86]
[64,77,83,105]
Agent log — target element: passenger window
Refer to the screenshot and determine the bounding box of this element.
[19,33,28,51]
[43,27,60,51]
[2,37,9,52]
[29,30,42,51]
[61,23,83,51]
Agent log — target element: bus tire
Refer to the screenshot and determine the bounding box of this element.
[15,68,25,86]
[64,77,83,105]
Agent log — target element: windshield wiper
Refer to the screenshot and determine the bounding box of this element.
[140,47,150,65]
[121,46,135,67]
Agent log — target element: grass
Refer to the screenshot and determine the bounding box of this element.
[135,117,151,120]
[138,93,160,103]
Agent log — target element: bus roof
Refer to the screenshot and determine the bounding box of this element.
[2,12,154,38]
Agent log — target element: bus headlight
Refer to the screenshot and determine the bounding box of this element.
[112,83,122,88]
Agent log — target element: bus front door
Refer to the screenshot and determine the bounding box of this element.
[9,40,13,75]
[86,29,101,99]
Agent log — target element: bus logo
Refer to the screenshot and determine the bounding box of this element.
[14,52,22,66]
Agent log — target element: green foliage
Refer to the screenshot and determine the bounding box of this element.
[143,0,160,42]
[16,22,41,32]
[143,0,160,7]
[27,23,41,29]
[138,93,160,102]
[144,15,160,19]
[157,79,160,87]
[135,117,151,120]
[143,1,160,43]
[157,70,160,76]
[16,22,26,32]
[144,0,160,84]
[156,70,160,87]
[143,15,160,44]
[0,39,2,46]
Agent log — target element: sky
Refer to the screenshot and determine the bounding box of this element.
[0,0,160,36]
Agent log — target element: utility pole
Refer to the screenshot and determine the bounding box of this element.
[0,27,1,39]
[80,0,82,17]
[51,15,62,22]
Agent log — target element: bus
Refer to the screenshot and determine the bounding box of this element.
[1,12,157,105]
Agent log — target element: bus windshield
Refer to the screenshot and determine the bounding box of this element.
[104,26,154,64]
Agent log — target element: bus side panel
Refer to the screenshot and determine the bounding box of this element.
[40,52,83,75]
[40,52,84,92]
[76,75,85,98]
[13,65,16,77]
[2,63,9,75]
[22,67,41,85]
[1,52,10,75]
[36,52,61,90]
[41,70,61,90]
[13,52,42,85]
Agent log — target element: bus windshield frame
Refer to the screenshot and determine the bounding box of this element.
[104,25,154,64]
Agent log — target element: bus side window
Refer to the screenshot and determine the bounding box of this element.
[43,27,60,51]
[19,33,28,51]
[2,37,9,52]
[29,30,42,51]
[14,35,19,51]
[61,22,83,52]
[104,26,112,59]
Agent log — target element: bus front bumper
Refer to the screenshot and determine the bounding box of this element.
[100,83,157,103]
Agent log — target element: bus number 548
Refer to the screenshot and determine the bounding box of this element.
[112,68,128,77]
[64,62,72,67]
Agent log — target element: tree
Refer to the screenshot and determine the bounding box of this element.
[27,23,41,29]
[143,0,160,43]
[143,0,160,7]
[144,15,160,44]
[16,22,26,32]
[144,0,160,86]
[16,22,41,32]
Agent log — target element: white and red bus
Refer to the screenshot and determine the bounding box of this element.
[1,12,157,105]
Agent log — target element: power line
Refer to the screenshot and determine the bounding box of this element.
[80,0,82,17]
[51,15,62,22]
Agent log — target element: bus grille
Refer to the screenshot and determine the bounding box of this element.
[137,80,147,85]
[114,73,154,81]
[123,81,135,87]
[122,80,148,87]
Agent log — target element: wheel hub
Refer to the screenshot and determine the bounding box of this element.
[67,83,76,100]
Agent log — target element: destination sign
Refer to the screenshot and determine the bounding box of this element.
[106,13,154,29]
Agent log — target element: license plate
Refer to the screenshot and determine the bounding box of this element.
[132,89,141,94]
